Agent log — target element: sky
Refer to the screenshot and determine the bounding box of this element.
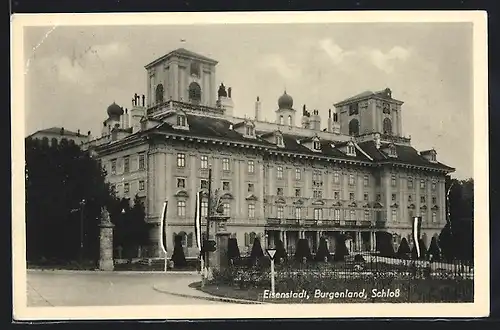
[23,22,473,179]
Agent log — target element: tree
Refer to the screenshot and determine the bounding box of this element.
[227,237,241,263]
[171,235,187,268]
[25,137,114,264]
[315,237,331,262]
[439,176,474,261]
[128,194,149,257]
[294,239,312,262]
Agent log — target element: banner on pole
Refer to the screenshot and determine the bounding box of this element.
[194,190,203,253]
[412,216,422,258]
[160,201,168,255]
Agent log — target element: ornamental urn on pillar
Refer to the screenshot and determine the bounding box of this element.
[99,207,115,271]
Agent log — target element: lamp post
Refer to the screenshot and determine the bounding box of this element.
[79,199,86,264]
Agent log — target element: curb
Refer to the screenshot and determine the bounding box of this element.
[152,285,265,305]
[27,269,200,276]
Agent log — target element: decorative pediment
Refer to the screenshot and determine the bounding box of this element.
[372,202,383,209]
[200,190,209,198]
[275,197,286,204]
[408,203,416,209]
[245,194,258,201]
[420,204,428,210]
[391,203,399,208]
[293,199,305,205]
[312,199,325,206]
[332,201,343,207]
[431,205,439,211]
[261,130,285,147]
[348,201,357,207]
[363,203,370,208]
[220,192,234,200]
[174,190,189,198]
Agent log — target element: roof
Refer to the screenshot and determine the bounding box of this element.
[357,140,455,171]
[144,48,218,69]
[334,88,404,106]
[28,127,82,138]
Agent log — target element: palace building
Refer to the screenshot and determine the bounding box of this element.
[83,48,454,259]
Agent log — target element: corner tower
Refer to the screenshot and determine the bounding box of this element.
[144,48,218,108]
[333,88,404,137]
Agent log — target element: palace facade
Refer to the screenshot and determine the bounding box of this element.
[83,48,454,259]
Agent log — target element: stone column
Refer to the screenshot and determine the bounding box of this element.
[99,208,115,271]
[213,232,231,272]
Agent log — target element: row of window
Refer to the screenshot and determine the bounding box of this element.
[110,154,146,175]
[271,206,439,223]
[110,180,145,194]
[175,231,259,249]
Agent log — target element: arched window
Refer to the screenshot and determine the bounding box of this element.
[383,118,393,135]
[348,119,359,136]
[188,82,202,103]
[51,138,58,146]
[288,115,292,126]
[279,115,284,125]
[155,84,164,104]
[42,137,49,146]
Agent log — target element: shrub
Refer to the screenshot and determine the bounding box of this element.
[294,239,312,262]
[411,239,427,260]
[353,254,365,263]
[377,231,395,257]
[397,238,411,259]
[227,237,240,262]
[333,235,348,261]
[249,237,264,265]
[427,237,441,261]
[274,239,288,264]
[315,237,331,262]
[171,235,187,267]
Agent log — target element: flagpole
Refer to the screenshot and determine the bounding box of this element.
[206,167,212,273]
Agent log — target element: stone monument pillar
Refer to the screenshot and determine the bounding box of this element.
[208,215,230,272]
[99,207,115,271]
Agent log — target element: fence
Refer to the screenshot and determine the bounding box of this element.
[213,255,474,303]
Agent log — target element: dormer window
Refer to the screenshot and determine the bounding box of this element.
[245,125,254,136]
[275,135,284,147]
[177,115,187,127]
[388,145,397,157]
[313,141,321,150]
[346,143,356,156]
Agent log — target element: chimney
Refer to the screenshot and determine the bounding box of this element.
[327,109,333,133]
[60,127,65,135]
[124,108,129,129]
[374,133,381,149]
[310,109,321,131]
[142,94,145,107]
[77,129,80,136]
[254,96,261,121]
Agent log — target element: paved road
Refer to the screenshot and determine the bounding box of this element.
[27,271,226,306]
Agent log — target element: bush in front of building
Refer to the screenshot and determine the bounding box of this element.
[249,237,264,265]
[315,237,331,262]
[427,237,441,261]
[171,235,187,268]
[397,238,411,259]
[333,235,349,261]
[411,239,428,260]
[377,232,396,258]
[294,239,312,263]
[227,237,241,265]
[274,239,288,264]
